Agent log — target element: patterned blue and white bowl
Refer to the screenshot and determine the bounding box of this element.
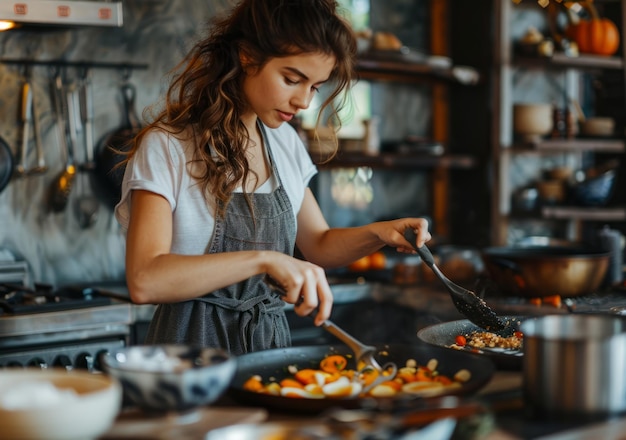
[102,345,236,413]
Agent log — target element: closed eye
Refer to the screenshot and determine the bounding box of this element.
[284,76,321,93]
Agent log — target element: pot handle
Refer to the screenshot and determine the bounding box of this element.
[487,257,522,274]
[486,257,527,290]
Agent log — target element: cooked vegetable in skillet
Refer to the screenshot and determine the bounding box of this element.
[229,343,495,413]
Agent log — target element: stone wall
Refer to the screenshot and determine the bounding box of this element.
[0,1,229,285]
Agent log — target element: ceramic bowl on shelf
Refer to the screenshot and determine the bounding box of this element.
[580,117,615,137]
[570,168,617,206]
[536,179,566,204]
[0,369,122,440]
[304,127,338,160]
[513,103,554,143]
[101,345,236,413]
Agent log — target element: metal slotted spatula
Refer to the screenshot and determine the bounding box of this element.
[264,275,397,392]
[404,229,505,331]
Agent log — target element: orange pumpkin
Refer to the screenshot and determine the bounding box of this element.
[565,1,620,56]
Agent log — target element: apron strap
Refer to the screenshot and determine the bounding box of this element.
[194,294,284,315]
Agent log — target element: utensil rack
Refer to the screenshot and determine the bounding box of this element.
[0,59,149,72]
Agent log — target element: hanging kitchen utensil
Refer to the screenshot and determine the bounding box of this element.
[404,229,505,331]
[15,78,32,176]
[94,80,142,209]
[0,136,13,194]
[47,70,76,213]
[73,71,99,229]
[14,68,47,177]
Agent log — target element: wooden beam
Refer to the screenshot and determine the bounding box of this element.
[430,0,450,238]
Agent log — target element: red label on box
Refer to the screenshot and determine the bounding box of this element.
[14,4,27,15]
[57,5,70,17]
[98,8,111,20]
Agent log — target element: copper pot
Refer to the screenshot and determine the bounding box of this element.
[481,246,610,298]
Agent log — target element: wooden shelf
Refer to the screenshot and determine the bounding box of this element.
[355,56,480,85]
[541,206,626,221]
[315,151,476,170]
[510,206,626,221]
[507,138,626,153]
[514,53,624,70]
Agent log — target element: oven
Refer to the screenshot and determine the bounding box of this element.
[0,284,132,371]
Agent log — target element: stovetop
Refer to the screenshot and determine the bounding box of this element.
[484,284,626,315]
[0,283,132,340]
[0,283,113,315]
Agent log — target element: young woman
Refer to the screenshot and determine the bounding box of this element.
[115,0,431,355]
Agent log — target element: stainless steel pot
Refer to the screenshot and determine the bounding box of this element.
[521,315,626,418]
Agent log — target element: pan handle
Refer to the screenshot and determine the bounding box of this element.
[0,137,13,194]
[120,83,141,130]
[484,257,527,291]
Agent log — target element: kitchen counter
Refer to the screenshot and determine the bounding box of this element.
[100,369,626,439]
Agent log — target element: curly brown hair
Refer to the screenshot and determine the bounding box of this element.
[127,0,357,218]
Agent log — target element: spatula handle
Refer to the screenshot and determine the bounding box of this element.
[403,229,435,268]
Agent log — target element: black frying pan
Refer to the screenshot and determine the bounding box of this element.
[93,83,142,209]
[417,316,530,370]
[0,136,14,194]
[228,342,495,414]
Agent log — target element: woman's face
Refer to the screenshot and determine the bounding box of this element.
[241,51,336,129]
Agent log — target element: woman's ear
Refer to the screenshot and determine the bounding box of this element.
[239,46,252,71]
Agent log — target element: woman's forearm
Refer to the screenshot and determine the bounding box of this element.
[126,250,277,304]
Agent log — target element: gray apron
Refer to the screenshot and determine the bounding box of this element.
[145,126,296,355]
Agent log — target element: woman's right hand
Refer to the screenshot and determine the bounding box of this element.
[264,255,333,326]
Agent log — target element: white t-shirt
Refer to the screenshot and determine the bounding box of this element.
[114,122,317,255]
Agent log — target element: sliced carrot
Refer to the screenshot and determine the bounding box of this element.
[434,375,453,385]
[359,368,379,386]
[415,369,434,382]
[294,368,319,385]
[543,295,562,308]
[379,380,403,391]
[280,378,304,389]
[397,370,417,383]
[320,355,348,373]
[242,376,264,392]
[341,369,356,381]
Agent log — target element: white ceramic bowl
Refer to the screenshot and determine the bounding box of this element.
[0,369,122,440]
[513,103,553,143]
[102,345,236,413]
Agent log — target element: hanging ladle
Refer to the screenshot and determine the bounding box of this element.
[47,70,76,213]
[404,229,505,331]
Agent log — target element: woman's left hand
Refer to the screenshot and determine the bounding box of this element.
[374,217,432,253]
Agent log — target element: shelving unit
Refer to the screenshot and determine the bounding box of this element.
[491,0,626,245]
[317,0,484,240]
